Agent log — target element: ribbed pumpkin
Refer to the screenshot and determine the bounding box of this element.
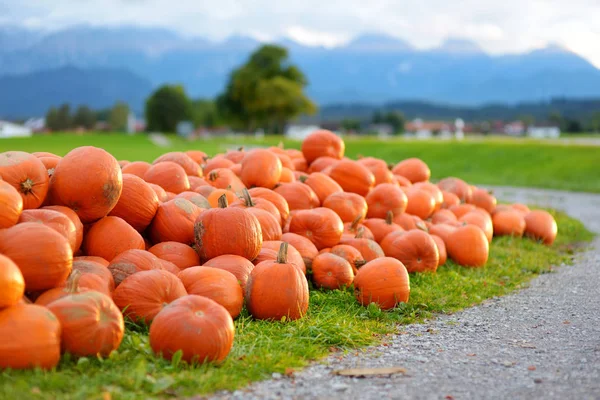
[206,188,238,208]
[248,187,290,226]
[365,183,408,219]
[245,208,282,241]
[358,157,394,185]
[0,151,49,209]
[38,156,60,180]
[121,161,151,178]
[342,218,375,241]
[0,180,23,228]
[460,211,494,243]
[18,209,78,252]
[246,243,309,321]
[446,225,489,267]
[194,195,262,262]
[153,152,202,177]
[469,188,497,214]
[207,168,245,193]
[72,259,115,294]
[274,182,320,211]
[437,177,472,203]
[300,172,343,204]
[202,255,255,291]
[240,149,282,189]
[307,156,340,173]
[0,254,25,308]
[323,192,368,223]
[441,191,461,209]
[43,205,84,253]
[0,222,72,291]
[328,160,375,197]
[301,129,345,164]
[112,269,187,323]
[47,291,124,357]
[431,234,447,266]
[178,267,243,318]
[144,161,190,194]
[405,188,436,220]
[391,158,430,183]
[83,216,145,262]
[47,146,122,223]
[524,210,558,245]
[230,189,281,222]
[74,255,109,267]
[311,253,354,290]
[381,230,439,273]
[256,240,306,274]
[354,257,410,310]
[185,150,208,165]
[109,174,159,232]
[362,213,403,243]
[34,272,90,306]
[148,242,200,270]
[288,207,344,250]
[175,191,211,209]
[339,235,385,262]
[107,249,164,287]
[492,210,526,237]
[449,203,477,219]
[149,198,203,245]
[149,295,235,363]
[204,157,234,174]
[281,232,319,271]
[329,244,367,274]
[0,304,61,370]
[431,209,458,225]
[428,223,457,247]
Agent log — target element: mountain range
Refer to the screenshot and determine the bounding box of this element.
[1,25,600,119]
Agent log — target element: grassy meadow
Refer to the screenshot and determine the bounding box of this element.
[1,132,599,192]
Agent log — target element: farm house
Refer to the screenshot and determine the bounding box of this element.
[0,121,32,138]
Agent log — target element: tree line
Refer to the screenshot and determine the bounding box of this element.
[45,102,130,132]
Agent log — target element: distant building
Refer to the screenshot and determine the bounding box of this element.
[504,121,526,136]
[23,118,46,132]
[176,121,195,138]
[0,121,32,138]
[285,124,321,140]
[405,118,471,139]
[527,125,560,139]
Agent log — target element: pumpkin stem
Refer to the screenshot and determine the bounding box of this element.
[298,175,308,183]
[217,194,229,208]
[238,146,245,152]
[355,260,367,269]
[277,141,284,149]
[277,242,289,264]
[350,215,362,231]
[241,188,255,207]
[20,178,34,194]
[208,170,218,182]
[355,227,365,239]
[385,211,394,225]
[66,270,83,294]
[387,163,395,170]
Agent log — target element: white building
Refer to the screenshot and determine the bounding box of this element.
[0,121,33,138]
[285,124,322,140]
[527,126,561,139]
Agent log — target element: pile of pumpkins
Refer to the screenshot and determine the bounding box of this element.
[0,130,558,370]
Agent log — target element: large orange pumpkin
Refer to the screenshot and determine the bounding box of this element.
[72,259,115,294]
[328,160,375,197]
[149,295,235,363]
[246,243,309,320]
[274,181,320,211]
[524,210,558,245]
[281,232,319,271]
[391,158,430,183]
[83,216,145,262]
[413,182,444,212]
[431,209,458,225]
[311,253,354,290]
[405,188,436,220]
[43,205,84,253]
[47,146,122,223]
[144,161,190,194]
[178,267,243,318]
[0,254,25,308]
[107,249,165,286]
[0,222,72,291]
[323,192,368,223]
[194,195,262,262]
[354,257,410,310]
[112,269,187,323]
[240,149,282,189]
[460,211,494,243]
[365,183,408,219]
[0,151,49,209]
[153,152,202,177]
[202,255,255,291]
[149,198,203,245]
[230,189,282,225]
[121,161,151,178]
[248,187,290,225]
[492,210,526,237]
[446,225,489,267]
[148,242,200,270]
[256,240,306,274]
[47,291,124,357]
[18,209,78,252]
[0,304,61,370]
[109,174,159,232]
[380,230,439,273]
[300,172,343,204]
[288,207,344,250]
[0,180,23,228]
[301,129,345,164]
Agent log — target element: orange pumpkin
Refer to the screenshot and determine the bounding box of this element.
[0,254,25,308]
[446,225,489,267]
[0,304,61,370]
[246,243,309,320]
[393,174,413,187]
[206,188,238,208]
[0,222,72,291]
[240,149,282,189]
[207,168,246,193]
[281,232,319,271]
[71,259,115,294]
[148,183,169,203]
[153,152,202,177]
[405,188,436,220]
[149,294,234,363]
[279,167,295,183]
[18,209,78,252]
[391,158,430,183]
[428,223,457,247]
[0,180,23,228]
[223,148,246,164]
[194,195,263,262]
[365,183,408,219]
[34,274,92,306]
[492,210,526,237]
[300,172,343,204]
[274,182,320,211]
[339,236,385,262]
[256,240,306,274]
[230,189,281,223]
[354,257,410,310]
[121,161,151,178]
[301,129,345,164]
[460,211,494,243]
[524,210,558,245]
[469,188,497,214]
[511,203,531,215]
[43,205,84,254]
[357,157,394,185]
[144,161,190,194]
[107,249,164,286]
[204,157,235,174]
[380,230,439,273]
[329,244,366,274]
[311,253,354,290]
[328,160,375,197]
[431,209,458,225]
[288,207,344,250]
[248,187,290,226]
[148,242,200,270]
[47,146,122,223]
[342,219,375,241]
[178,267,243,318]
[323,192,368,223]
[202,255,255,291]
[441,191,461,209]
[112,269,187,323]
[307,156,340,173]
[437,177,472,203]
[83,216,145,262]
[185,150,208,165]
[362,213,403,244]
[109,174,159,232]
[413,182,444,212]
[47,291,124,357]
[449,203,477,219]
[0,151,49,209]
[431,234,447,266]
[149,198,203,245]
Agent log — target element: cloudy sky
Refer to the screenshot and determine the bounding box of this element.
[2,0,600,66]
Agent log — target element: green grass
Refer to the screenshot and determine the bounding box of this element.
[0,210,593,400]
[1,133,599,192]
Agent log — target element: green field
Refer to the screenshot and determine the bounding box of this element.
[1,133,598,192]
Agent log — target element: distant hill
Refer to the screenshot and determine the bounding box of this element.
[0,66,153,119]
[1,25,600,116]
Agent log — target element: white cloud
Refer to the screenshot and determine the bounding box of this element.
[1,0,600,67]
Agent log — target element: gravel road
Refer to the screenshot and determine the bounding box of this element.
[209,187,600,400]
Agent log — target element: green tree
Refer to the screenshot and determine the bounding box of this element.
[109,102,130,132]
[217,44,316,132]
[341,118,361,132]
[73,105,97,130]
[591,111,600,133]
[384,111,405,134]
[45,107,60,131]
[55,103,72,131]
[192,99,221,128]
[145,85,193,132]
[518,114,535,128]
[372,110,383,124]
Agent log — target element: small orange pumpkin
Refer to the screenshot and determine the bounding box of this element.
[354,257,410,310]
[178,267,243,318]
[311,253,354,290]
[0,254,25,308]
[0,151,49,209]
[524,210,558,245]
